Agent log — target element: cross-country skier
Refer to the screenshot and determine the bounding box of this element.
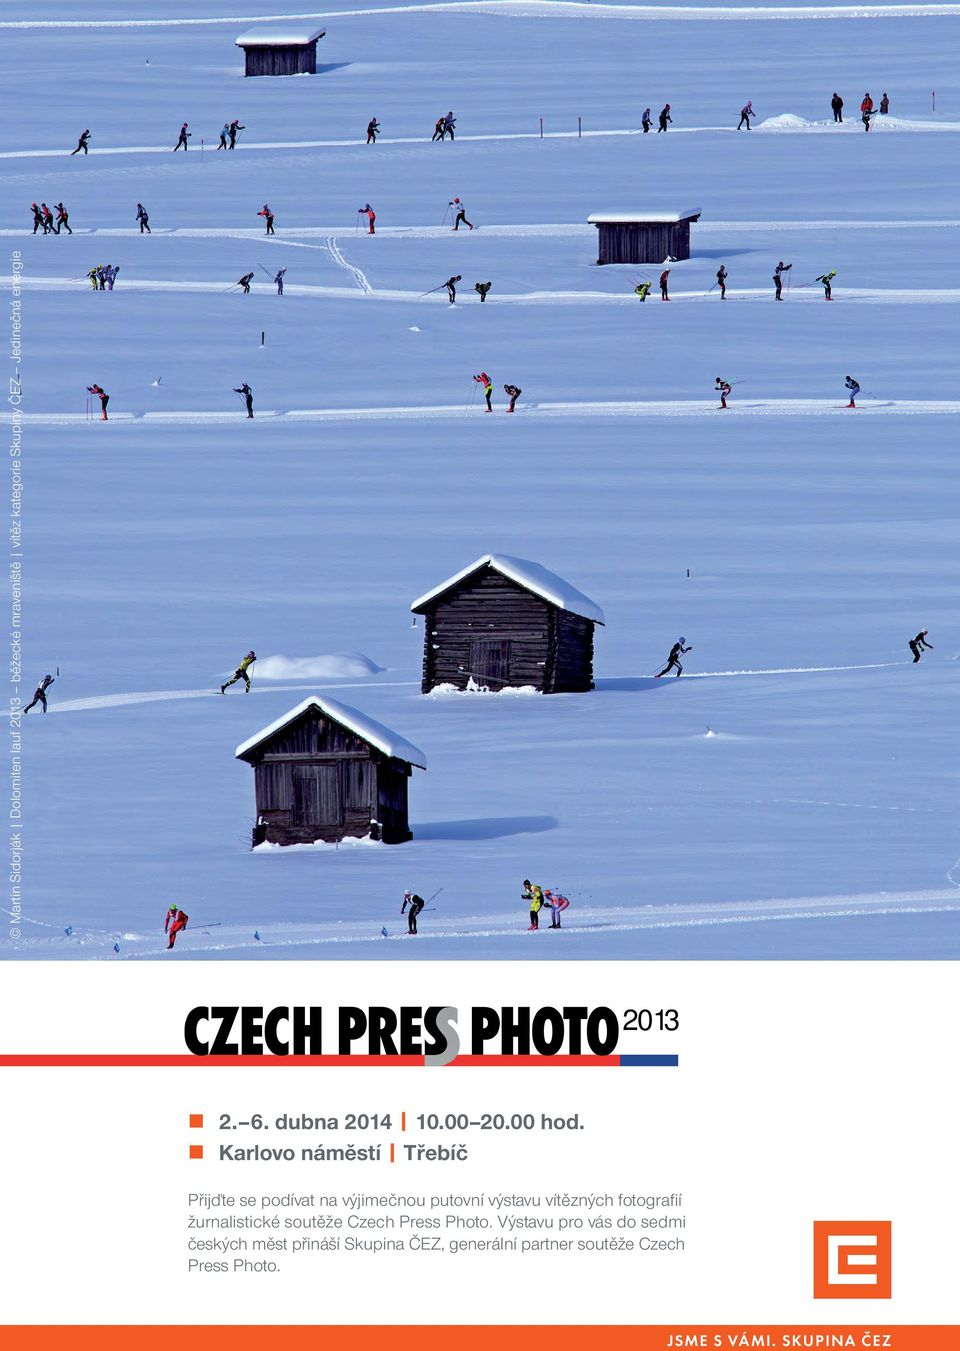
[860,93,874,130]
[221,649,256,693]
[367,117,380,144]
[656,637,692,678]
[431,116,446,142]
[136,202,151,233]
[23,674,54,714]
[450,197,473,230]
[738,100,755,129]
[31,203,44,234]
[443,111,456,140]
[815,270,836,300]
[228,120,244,149]
[164,904,189,950]
[831,93,844,123]
[523,880,545,931]
[401,891,425,935]
[358,204,376,234]
[87,384,109,420]
[908,629,933,663]
[217,123,229,149]
[174,122,191,151]
[70,129,91,155]
[87,266,99,290]
[504,383,521,413]
[716,265,728,299]
[716,376,732,409]
[233,383,254,418]
[238,272,254,294]
[635,281,652,300]
[844,375,860,407]
[475,281,492,302]
[258,203,275,235]
[774,259,792,300]
[41,203,54,233]
[106,265,119,290]
[660,268,671,301]
[474,371,493,411]
[544,889,570,929]
[445,274,462,304]
[274,268,286,295]
[55,203,72,234]
[642,107,652,133]
[658,103,672,131]
[97,264,109,290]
[880,92,889,115]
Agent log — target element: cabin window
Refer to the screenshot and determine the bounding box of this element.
[469,639,511,683]
[292,765,342,826]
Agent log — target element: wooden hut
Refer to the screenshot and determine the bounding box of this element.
[588,209,701,265]
[235,27,326,77]
[235,696,426,847]
[411,554,605,695]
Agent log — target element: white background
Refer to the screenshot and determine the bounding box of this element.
[0,961,956,1324]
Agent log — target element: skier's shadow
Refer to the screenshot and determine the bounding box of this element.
[594,677,673,693]
[414,816,557,841]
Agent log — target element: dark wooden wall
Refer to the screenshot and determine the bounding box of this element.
[595,220,692,264]
[419,567,596,694]
[244,43,317,77]
[243,707,412,845]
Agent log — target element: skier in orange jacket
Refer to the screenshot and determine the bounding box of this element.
[165,905,189,949]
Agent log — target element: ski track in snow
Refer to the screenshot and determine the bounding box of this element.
[9,275,960,308]
[46,680,417,714]
[4,121,960,161]
[11,889,960,960]
[323,237,373,293]
[7,400,960,426]
[42,662,903,718]
[3,2,960,29]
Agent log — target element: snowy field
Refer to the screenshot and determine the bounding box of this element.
[3,0,959,960]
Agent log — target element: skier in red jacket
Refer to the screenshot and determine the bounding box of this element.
[165,905,189,949]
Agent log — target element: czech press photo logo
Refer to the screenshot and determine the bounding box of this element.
[813,1221,892,1299]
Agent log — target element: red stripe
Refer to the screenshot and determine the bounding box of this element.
[0,1055,425,1068]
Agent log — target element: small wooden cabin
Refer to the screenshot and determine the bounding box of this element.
[235,27,326,77]
[235,696,426,847]
[411,554,605,695]
[588,209,702,264]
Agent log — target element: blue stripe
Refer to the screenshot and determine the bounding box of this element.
[619,1054,679,1067]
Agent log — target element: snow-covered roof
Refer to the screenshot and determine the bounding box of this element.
[236,27,325,47]
[588,210,701,224]
[235,696,427,768]
[411,555,605,625]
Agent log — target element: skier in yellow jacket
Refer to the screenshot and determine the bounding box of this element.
[523,879,545,931]
[221,650,256,694]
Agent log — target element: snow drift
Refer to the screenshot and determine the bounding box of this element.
[251,653,384,681]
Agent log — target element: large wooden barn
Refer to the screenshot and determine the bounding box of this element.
[235,696,426,847]
[411,555,605,695]
[235,27,326,77]
[588,209,702,264]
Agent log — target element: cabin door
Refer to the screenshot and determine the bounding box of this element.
[292,764,342,826]
[469,639,511,686]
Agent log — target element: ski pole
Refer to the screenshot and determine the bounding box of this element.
[418,283,448,298]
[440,204,450,227]
[256,262,276,279]
[426,887,444,904]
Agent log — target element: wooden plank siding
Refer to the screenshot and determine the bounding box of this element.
[419,565,596,694]
[595,220,692,265]
[243,44,318,77]
[244,706,412,846]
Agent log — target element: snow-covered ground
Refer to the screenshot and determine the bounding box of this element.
[3,1,958,960]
